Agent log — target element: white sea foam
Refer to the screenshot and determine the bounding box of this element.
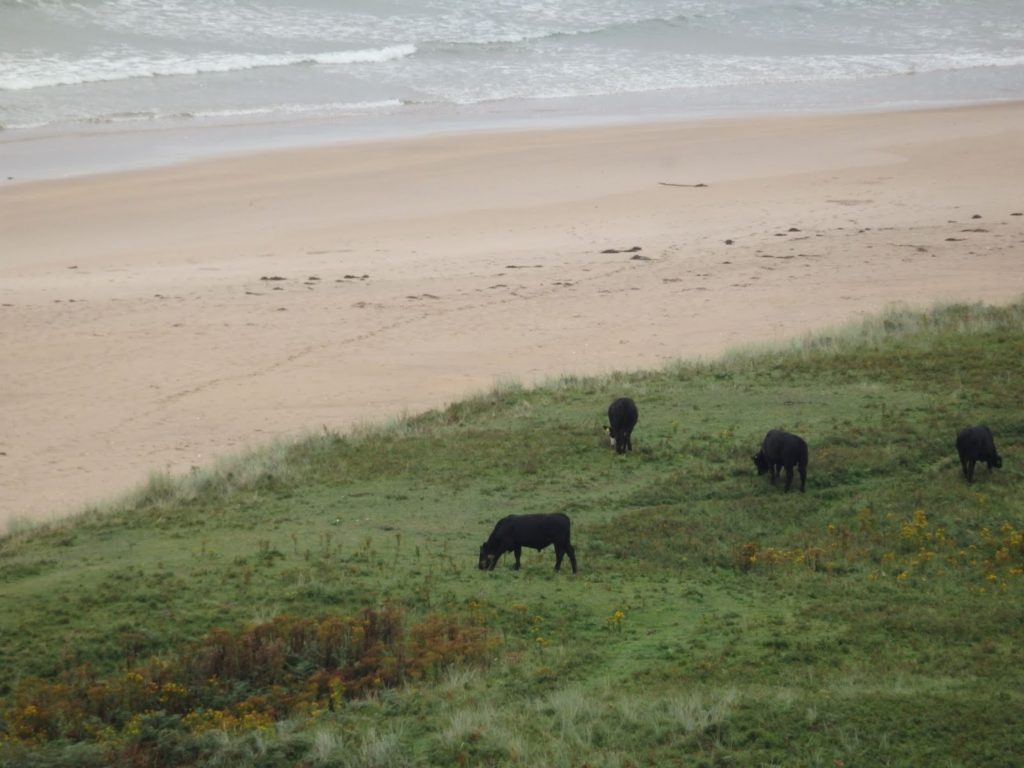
[0,45,417,91]
[189,100,405,120]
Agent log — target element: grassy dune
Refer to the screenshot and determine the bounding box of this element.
[2,300,1023,767]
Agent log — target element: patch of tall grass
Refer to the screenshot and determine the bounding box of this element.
[719,300,1024,367]
[433,683,738,766]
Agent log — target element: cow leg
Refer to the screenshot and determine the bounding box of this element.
[798,462,807,492]
[565,543,578,574]
[513,546,522,570]
[783,465,793,492]
[960,457,969,480]
[967,459,976,483]
[554,545,564,571]
[769,464,777,485]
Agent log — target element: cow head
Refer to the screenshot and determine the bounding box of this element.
[478,544,496,570]
[603,425,616,449]
[752,450,770,475]
[992,452,1003,469]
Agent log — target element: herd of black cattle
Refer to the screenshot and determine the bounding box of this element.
[478,397,1005,574]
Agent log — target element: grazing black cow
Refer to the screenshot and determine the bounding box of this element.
[478,513,577,573]
[956,425,1002,482]
[752,429,808,492]
[606,397,639,454]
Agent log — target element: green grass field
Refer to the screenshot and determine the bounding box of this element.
[2,300,1023,767]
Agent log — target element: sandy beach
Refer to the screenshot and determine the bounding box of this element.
[1,102,1023,526]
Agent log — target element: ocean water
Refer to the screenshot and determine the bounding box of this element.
[2,0,1023,176]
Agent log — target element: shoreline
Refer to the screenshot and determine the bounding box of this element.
[3,78,1021,184]
[2,101,1023,526]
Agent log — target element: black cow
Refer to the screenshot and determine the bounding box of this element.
[956,425,1002,482]
[478,513,577,573]
[752,429,808,492]
[606,397,639,454]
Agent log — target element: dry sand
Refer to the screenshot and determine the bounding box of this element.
[2,102,1023,526]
